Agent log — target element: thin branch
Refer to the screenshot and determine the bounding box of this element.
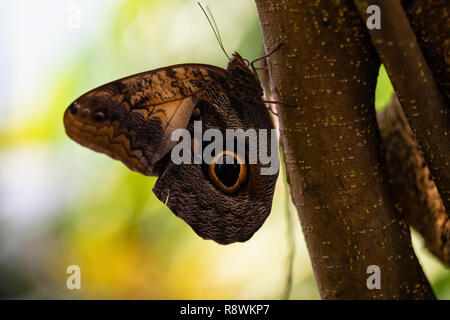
[280,149,296,299]
[354,0,450,213]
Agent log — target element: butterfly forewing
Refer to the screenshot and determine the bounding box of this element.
[64,64,227,176]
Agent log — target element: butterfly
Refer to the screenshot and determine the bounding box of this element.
[63,7,281,244]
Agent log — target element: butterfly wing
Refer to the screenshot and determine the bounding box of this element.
[64,59,279,245]
[63,64,227,176]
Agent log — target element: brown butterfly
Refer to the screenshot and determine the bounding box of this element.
[63,9,280,244]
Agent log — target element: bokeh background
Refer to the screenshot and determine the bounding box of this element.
[0,0,448,299]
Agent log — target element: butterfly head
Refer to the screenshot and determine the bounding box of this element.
[227,52,253,75]
[227,52,263,98]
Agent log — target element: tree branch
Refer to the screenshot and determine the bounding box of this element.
[256,0,434,299]
[403,0,450,108]
[377,95,450,265]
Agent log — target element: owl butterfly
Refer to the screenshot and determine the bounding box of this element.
[63,11,280,245]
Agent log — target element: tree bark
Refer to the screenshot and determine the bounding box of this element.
[256,0,434,299]
[354,0,450,213]
[377,96,450,265]
[403,0,450,213]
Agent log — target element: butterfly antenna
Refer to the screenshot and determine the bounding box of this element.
[206,6,223,48]
[198,2,231,60]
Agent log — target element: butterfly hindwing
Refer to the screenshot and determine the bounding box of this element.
[152,58,278,244]
[64,64,227,176]
[152,102,278,244]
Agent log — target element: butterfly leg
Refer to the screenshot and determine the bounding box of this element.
[262,100,298,117]
[262,100,296,107]
[267,108,278,116]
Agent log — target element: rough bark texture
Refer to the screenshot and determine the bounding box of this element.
[256,0,434,299]
[403,0,450,215]
[354,0,450,213]
[377,96,450,265]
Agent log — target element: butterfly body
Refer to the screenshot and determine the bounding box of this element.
[64,53,278,244]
